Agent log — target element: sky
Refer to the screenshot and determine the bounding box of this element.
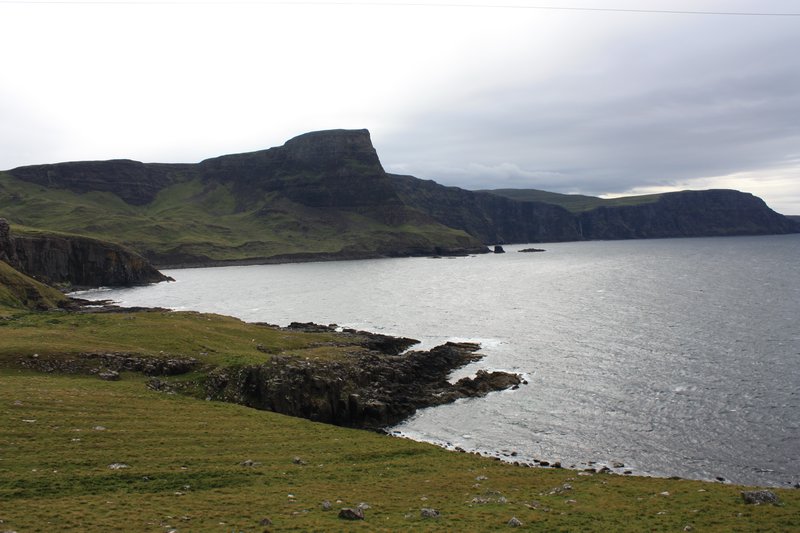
[1,1,799,214]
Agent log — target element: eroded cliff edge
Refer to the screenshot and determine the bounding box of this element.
[0,218,170,288]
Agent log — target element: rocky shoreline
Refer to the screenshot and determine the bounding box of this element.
[160,323,523,430]
[18,311,522,431]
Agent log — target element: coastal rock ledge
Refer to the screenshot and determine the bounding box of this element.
[156,325,523,430]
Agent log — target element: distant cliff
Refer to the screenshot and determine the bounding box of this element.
[3,129,487,267]
[2,129,797,273]
[390,174,581,243]
[575,190,799,239]
[0,219,170,288]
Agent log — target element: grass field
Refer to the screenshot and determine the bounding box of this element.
[2,371,798,532]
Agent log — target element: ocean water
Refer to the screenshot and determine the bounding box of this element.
[75,234,800,487]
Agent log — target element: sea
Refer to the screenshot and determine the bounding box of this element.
[74,234,800,488]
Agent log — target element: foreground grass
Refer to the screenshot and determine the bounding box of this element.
[1,371,797,532]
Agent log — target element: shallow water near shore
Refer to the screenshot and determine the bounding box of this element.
[77,234,800,487]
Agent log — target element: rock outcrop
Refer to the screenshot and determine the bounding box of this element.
[0,219,170,288]
[164,328,522,430]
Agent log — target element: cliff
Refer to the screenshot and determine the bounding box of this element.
[575,190,799,239]
[3,130,796,270]
[390,174,581,243]
[0,219,170,288]
[3,130,487,267]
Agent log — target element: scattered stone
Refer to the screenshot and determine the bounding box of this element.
[258,517,272,526]
[553,461,562,468]
[420,508,440,519]
[357,502,371,510]
[321,500,332,511]
[684,525,694,532]
[98,370,121,381]
[13,400,22,406]
[93,426,106,431]
[508,516,523,527]
[519,248,545,253]
[338,508,364,520]
[292,456,306,465]
[108,463,130,470]
[715,476,726,482]
[240,459,260,467]
[741,490,780,505]
[21,419,36,423]
[612,461,625,468]
[660,491,670,497]
[476,475,488,481]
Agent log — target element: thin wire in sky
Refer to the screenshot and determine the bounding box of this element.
[1,0,800,17]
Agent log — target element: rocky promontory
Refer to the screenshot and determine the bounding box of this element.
[0,218,170,288]
[147,323,523,430]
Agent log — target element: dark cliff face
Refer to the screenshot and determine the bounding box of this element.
[389,174,581,243]
[198,129,404,212]
[8,160,190,206]
[0,219,169,288]
[577,190,799,240]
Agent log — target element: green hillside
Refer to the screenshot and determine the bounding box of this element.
[0,171,474,266]
[482,188,663,213]
[0,260,67,313]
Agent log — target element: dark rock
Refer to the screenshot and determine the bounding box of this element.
[508,517,523,527]
[493,245,506,254]
[321,500,332,511]
[420,508,440,519]
[98,370,121,381]
[258,517,272,526]
[519,247,546,253]
[741,490,780,505]
[338,507,364,520]
[454,370,522,396]
[199,340,518,430]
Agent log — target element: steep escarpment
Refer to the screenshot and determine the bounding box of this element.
[0,219,170,288]
[390,174,581,243]
[2,129,487,267]
[575,190,799,239]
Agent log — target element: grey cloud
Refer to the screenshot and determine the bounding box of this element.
[378,14,800,198]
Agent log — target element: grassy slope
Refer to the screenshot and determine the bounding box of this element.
[0,309,355,368]
[1,370,797,532]
[0,260,68,314]
[0,172,476,264]
[483,188,663,213]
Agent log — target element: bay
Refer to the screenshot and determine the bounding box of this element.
[76,234,800,487]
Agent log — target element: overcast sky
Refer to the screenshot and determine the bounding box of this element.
[2,0,799,214]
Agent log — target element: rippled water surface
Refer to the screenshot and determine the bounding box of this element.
[77,235,800,487]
